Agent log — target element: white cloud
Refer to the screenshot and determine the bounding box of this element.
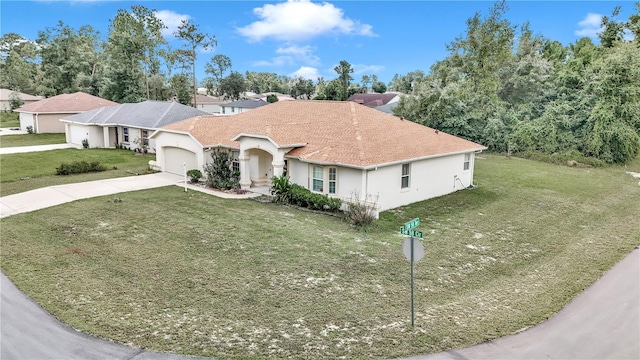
[253,44,320,68]
[353,64,384,75]
[253,56,293,67]
[155,10,190,38]
[237,0,375,42]
[290,66,321,80]
[276,45,320,66]
[575,13,603,38]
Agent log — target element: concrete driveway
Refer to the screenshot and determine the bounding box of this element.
[0,172,184,218]
[0,143,81,154]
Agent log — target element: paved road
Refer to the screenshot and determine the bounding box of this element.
[1,273,212,360]
[404,246,640,360]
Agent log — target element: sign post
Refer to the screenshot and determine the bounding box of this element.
[182,162,187,192]
[400,218,424,327]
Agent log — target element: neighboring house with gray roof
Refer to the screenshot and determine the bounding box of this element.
[60,100,209,153]
[0,89,42,111]
[220,99,269,115]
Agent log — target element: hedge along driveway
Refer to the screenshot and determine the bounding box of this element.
[0,148,155,196]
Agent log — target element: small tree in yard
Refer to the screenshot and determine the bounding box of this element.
[344,191,379,229]
[203,149,239,190]
[9,93,24,110]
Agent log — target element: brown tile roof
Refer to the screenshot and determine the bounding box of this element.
[160,100,486,168]
[15,92,118,113]
[194,94,225,104]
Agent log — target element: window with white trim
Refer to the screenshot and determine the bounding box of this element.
[463,153,470,171]
[123,127,129,143]
[231,151,240,173]
[311,165,337,194]
[401,163,410,188]
[141,129,149,146]
[328,167,337,194]
[312,166,323,192]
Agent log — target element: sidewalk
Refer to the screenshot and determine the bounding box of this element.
[0,127,27,136]
[0,143,81,154]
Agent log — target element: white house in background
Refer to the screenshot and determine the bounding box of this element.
[0,89,42,111]
[60,101,209,152]
[220,99,269,115]
[150,100,486,214]
[347,93,402,108]
[250,92,295,102]
[194,94,226,114]
[14,92,118,133]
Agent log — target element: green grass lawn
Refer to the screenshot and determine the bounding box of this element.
[1,155,639,359]
[0,111,20,128]
[0,148,155,196]
[0,133,66,147]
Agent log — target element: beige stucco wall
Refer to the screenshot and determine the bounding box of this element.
[287,159,363,199]
[36,113,73,133]
[288,152,477,213]
[86,126,104,148]
[367,152,476,212]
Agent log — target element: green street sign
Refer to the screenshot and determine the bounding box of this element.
[403,218,420,232]
[400,227,423,238]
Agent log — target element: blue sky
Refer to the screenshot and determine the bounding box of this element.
[0,1,636,85]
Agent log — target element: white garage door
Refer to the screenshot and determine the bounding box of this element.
[69,124,88,146]
[163,147,198,175]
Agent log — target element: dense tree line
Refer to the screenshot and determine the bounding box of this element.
[0,5,214,105]
[392,1,640,163]
[1,2,638,163]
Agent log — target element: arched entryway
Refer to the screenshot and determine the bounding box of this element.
[235,135,289,191]
[245,148,274,188]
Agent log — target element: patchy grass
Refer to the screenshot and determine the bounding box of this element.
[0,148,155,196]
[0,133,66,147]
[1,155,639,359]
[0,111,20,128]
